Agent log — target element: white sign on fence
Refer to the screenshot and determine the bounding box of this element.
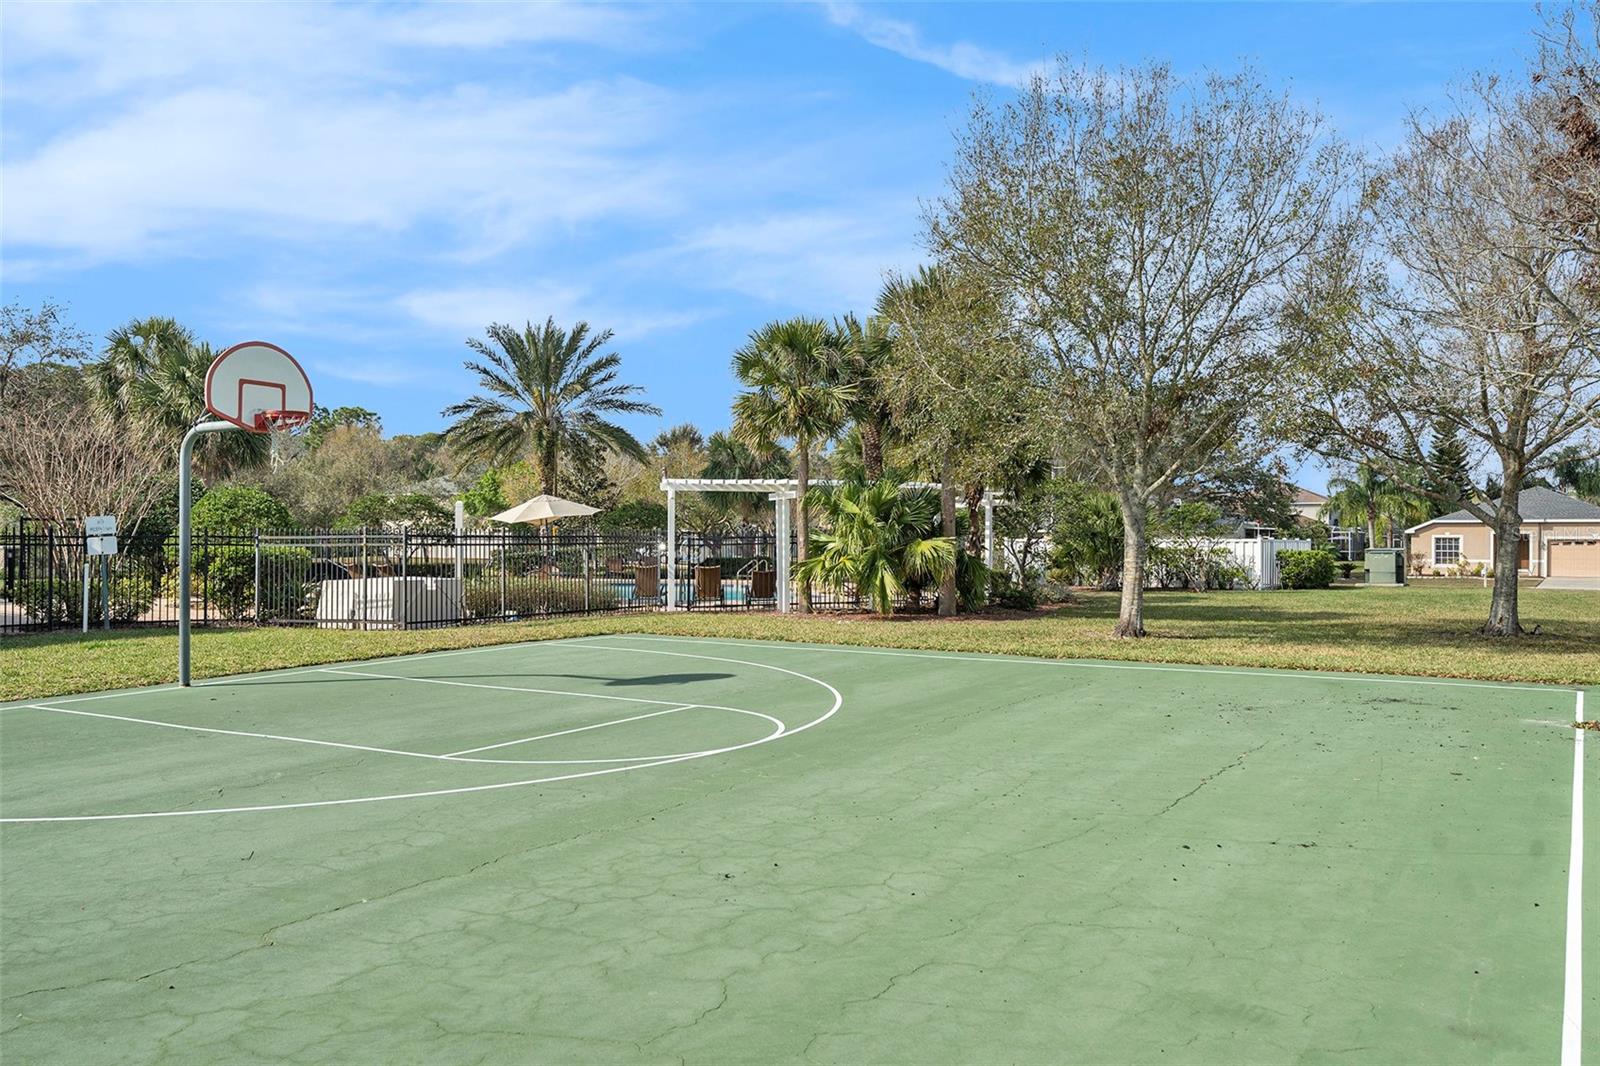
[84,515,117,535]
[85,535,118,556]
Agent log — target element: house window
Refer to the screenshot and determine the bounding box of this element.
[1432,535,1462,566]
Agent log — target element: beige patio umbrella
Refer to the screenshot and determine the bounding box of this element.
[488,494,600,569]
[488,494,599,526]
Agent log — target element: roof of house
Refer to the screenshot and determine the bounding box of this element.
[1292,486,1328,505]
[1414,487,1600,528]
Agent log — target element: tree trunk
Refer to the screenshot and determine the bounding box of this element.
[963,482,986,557]
[1365,504,1377,550]
[539,440,559,497]
[860,419,885,482]
[1114,492,1148,638]
[938,449,958,616]
[1484,485,1523,637]
[795,440,812,614]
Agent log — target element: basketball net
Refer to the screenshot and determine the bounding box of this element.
[255,409,310,469]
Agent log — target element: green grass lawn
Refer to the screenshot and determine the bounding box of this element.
[5,584,1596,701]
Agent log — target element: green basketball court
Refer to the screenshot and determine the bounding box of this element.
[1,635,1591,1063]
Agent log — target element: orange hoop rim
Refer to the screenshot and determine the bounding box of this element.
[253,409,311,432]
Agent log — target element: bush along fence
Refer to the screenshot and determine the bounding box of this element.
[1,520,814,633]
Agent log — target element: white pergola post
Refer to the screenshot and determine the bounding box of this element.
[665,487,677,610]
[983,492,995,569]
[773,492,792,613]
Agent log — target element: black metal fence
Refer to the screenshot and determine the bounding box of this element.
[1,519,262,633]
[2,519,901,634]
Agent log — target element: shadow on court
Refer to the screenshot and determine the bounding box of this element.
[455,672,737,688]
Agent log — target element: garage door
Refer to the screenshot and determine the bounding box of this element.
[1549,538,1600,577]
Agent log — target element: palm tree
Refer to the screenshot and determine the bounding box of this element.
[651,422,707,481]
[1322,462,1429,548]
[701,430,792,526]
[442,318,660,496]
[732,318,853,612]
[88,318,267,478]
[832,313,895,480]
[795,480,954,615]
[651,423,705,454]
[88,317,192,419]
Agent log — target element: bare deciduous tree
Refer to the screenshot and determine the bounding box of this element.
[931,61,1349,635]
[0,385,171,531]
[1301,75,1600,637]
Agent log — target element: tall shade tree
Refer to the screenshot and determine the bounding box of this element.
[929,61,1349,636]
[1533,4,1600,286]
[731,318,853,613]
[831,313,895,481]
[442,318,660,497]
[878,266,1037,615]
[1,301,90,405]
[1300,71,1600,636]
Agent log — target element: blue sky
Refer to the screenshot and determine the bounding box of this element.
[1,2,1541,491]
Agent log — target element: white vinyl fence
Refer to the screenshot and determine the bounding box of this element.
[1150,536,1312,590]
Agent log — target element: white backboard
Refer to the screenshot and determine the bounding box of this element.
[205,341,314,432]
[86,535,118,556]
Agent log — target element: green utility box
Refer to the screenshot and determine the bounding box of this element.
[1365,548,1405,586]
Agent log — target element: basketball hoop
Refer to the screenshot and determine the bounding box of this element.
[178,341,317,685]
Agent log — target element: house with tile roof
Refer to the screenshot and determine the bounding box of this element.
[1403,487,1600,577]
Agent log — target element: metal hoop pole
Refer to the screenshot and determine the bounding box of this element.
[178,421,236,686]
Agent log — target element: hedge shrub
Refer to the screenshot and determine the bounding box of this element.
[463,575,620,618]
[1277,548,1337,590]
[13,573,155,626]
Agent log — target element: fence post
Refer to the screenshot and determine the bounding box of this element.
[253,530,262,623]
[666,488,677,609]
[399,525,409,630]
[583,535,591,612]
[360,527,369,631]
[498,527,507,618]
[100,555,110,630]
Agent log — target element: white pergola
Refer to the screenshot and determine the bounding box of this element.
[660,477,1000,612]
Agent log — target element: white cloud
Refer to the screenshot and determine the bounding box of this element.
[637,208,925,311]
[820,3,1045,87]
[395,283,712,342]
[305,356,430,388]
[1,1,658,104]
[2,78,685,263]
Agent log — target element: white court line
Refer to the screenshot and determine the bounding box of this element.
[14,702,450,762]
[1563,690,1586,1066]
[443,705,696,756]
[0,646,842,822]
[11,699,783,769]
[596,634,1578,695]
